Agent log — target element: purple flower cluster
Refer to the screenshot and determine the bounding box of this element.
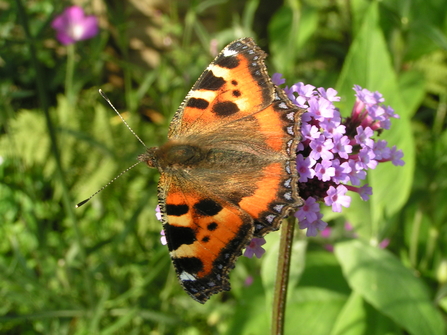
[273,76,404,237]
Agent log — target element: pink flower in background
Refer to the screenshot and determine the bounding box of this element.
[379,238,390,249]
[51,6,98,45]
[244,276,254,287]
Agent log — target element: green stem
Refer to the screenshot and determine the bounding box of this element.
[65,44,76,104]
[409,208,422,268]
[271,216,295,335]
[16,0,94,306]
[420,226,439,272]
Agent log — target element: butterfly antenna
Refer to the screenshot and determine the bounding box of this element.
[77,90,150,208]
[75,161,141,208]
[99,89,147,148]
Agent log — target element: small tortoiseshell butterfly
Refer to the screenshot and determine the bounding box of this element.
[137,37,304,303]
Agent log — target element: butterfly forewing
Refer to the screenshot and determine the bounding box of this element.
[168,38,274,138]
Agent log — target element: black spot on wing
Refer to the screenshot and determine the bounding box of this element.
[231,80,238,86]
[201,236,210,243]
[186,98,209,109]
[196,70,225,91]
[164,224,196,251]
[215,54,240,69]
[173,257,203,274]
[166,204,189,216]
[207,222,218,231]
[194,199,223,216]
[232,90,241,97]
[212,101,239,117]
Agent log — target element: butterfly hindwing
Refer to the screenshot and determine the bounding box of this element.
[139,37,304,303]
[157,174,253,303]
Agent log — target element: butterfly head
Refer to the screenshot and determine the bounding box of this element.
[138,147,159,168]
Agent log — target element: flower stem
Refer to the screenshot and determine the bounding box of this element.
[271,216,296,335]
[65,44,76,104]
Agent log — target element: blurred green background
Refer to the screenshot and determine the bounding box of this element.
[1,0,447,334]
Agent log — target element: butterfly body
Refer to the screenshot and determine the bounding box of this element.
[139,38,304,303]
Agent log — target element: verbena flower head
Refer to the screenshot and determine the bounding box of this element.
[273,74,404,237]
[51,6,99,45]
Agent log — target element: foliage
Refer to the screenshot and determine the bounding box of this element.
[1,0,447,334]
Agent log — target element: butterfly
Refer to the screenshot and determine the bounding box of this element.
[138,37,304,303]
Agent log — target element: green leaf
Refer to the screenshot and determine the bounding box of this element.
[331,291,399,335]
[285,287,347,335]
[299,250,351,293]
[335,240,445,335]
[0,109,49,166]
[398,70,426,114]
